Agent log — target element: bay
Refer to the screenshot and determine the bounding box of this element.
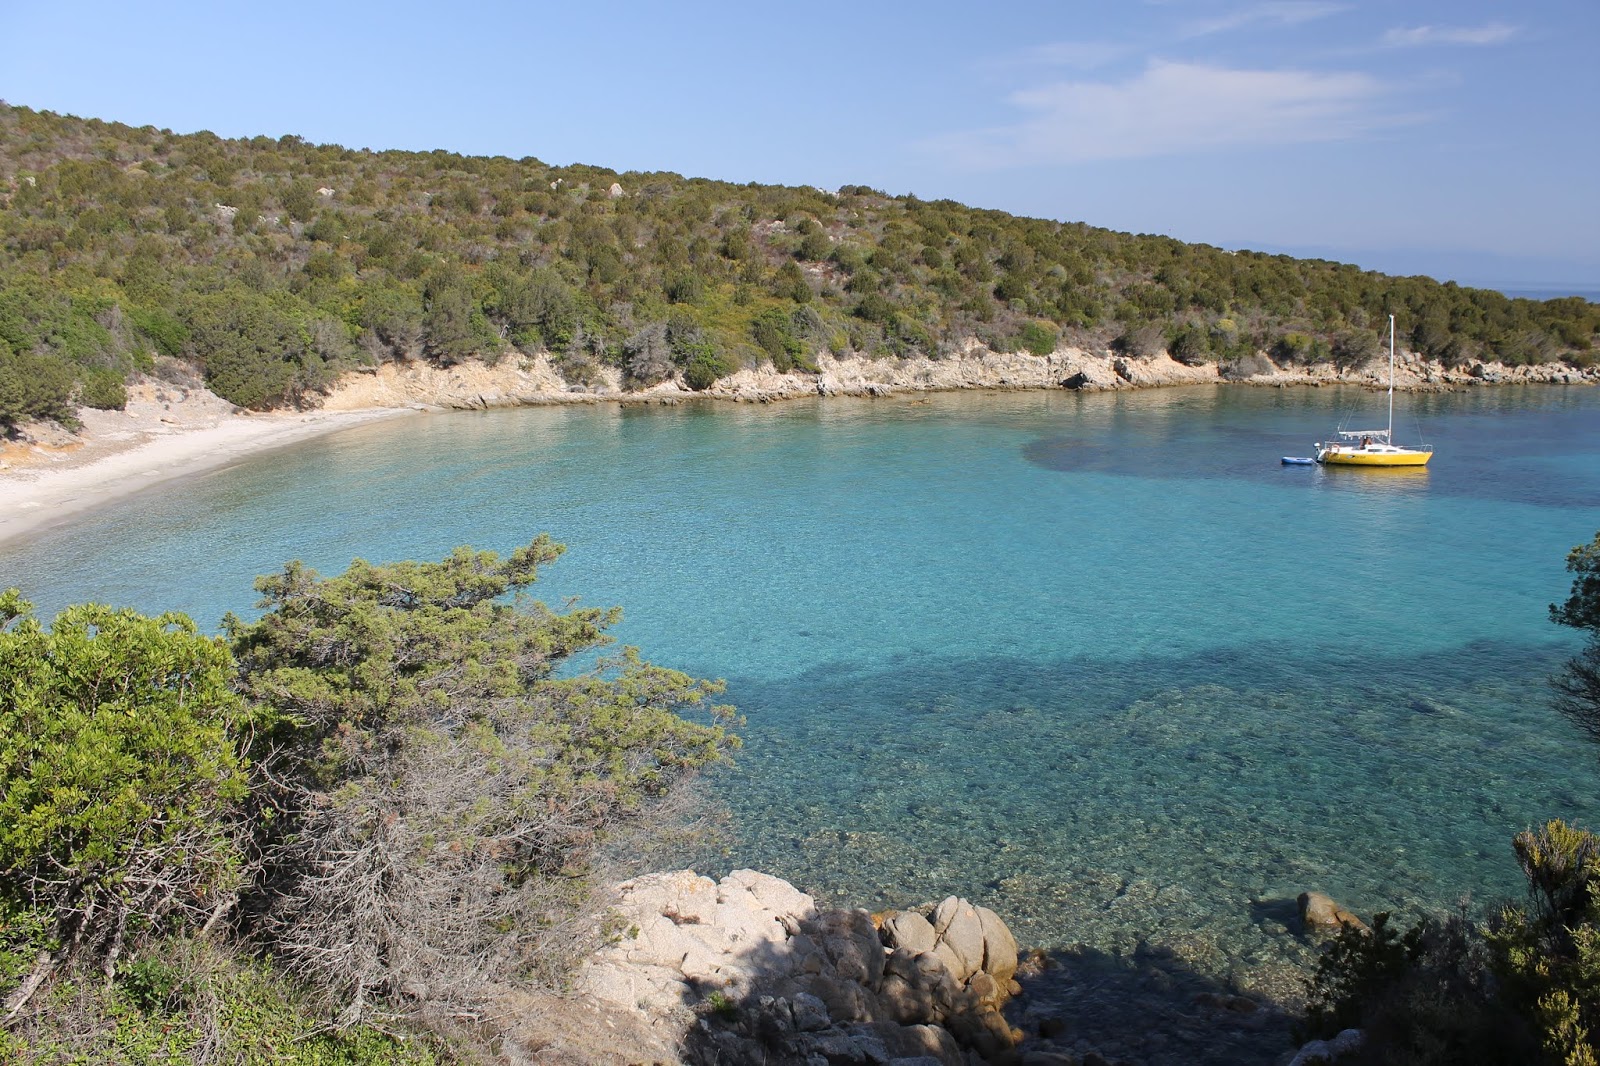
[5,383,1600,1057]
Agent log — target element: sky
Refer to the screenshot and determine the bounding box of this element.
[3,0,1597,293]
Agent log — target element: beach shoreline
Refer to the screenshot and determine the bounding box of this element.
[0,389,417,550]
[2,346,1593,552]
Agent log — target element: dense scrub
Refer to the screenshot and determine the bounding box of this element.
[0,539,737,1061]
[1,102,1595,426]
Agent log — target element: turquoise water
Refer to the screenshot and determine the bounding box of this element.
[4,384,1600,1050]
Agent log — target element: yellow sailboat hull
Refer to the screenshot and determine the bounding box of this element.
[1318,449,1432,467]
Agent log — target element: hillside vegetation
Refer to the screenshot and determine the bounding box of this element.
[1,101,1596,428]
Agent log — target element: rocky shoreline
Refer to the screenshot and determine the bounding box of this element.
[316,343,1597,414]
[568,869,1023,1065]
[512,870,1371,1066]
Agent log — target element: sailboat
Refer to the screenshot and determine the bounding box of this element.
[1314,315,1433,467]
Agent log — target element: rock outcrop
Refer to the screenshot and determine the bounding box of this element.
[578,870,1024,1064]
[315,344,1598,415]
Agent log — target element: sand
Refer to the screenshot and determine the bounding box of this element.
[0,382,413,550]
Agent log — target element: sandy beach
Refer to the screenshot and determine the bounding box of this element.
[0,382,413,550]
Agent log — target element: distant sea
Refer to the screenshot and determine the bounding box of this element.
[1499,286,1600,302]
[5,384,1600,1062]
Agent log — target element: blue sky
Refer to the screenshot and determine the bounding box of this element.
[4,0,1596,291]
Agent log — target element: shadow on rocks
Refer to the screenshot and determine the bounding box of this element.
[578,870,1029,1065]
[1005,939,1300,1066]
[571,870,1321,1066]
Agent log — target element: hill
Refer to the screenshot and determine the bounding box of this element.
[1,102,1595,428]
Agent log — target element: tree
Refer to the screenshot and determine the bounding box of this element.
[1112,322,1165,359]
[1166,322,1209,365]
[421,266,484,365]
[0,345,78,431]
[1552,532,1600,739]
[1488,821,1600,1065]
[773,260,812,303]
[753,308,803,370]
[622,321,674,387]
[183,289,309,409]
[0,591,257,1016]
[1332,329,1381,371]
[224,539,738,1016]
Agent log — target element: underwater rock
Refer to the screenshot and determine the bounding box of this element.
[1297,891,1369,932]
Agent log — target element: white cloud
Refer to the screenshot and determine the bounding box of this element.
[926,60,1411,166]
[1381,22,1517,47]
[1184,1,1348,37]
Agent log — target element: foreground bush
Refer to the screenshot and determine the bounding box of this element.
[0,592,258,1016]
[2,537,739,1048]
[227,537,739,1018]
[1301,820,1600,1065]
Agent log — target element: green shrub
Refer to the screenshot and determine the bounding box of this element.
[0,347,78,430]
[127,306,189,358]
[1302,912,1426,1038]
[1168,323,1210,365]
[1271,331,1313,364]
[78,365,127,409]
[752,308,803,370]
[4,937,442,1065]
[225,540,738,1010]
[683,342,733,390]
[1017,320,1059,356]
[0,590,258,989]
[1487,821,1600,1065]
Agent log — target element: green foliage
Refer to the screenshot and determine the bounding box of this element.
[1552,533,1600,636]
[1166,322,1209,365]
[1488,821,1600,1065]
[0,272,115,367]
[182,288,338,409]
[0,345,78,430]
[1271,331,1314,364]
[665,271,706,304]
[0,592,256,971]
[0,101,1593,415]
[1301,819,1600,1065]
[683,342,733,390]
[1552,532,1600,741]
[1017,320,1059,357]
[773,260,811,303]
[78,365,127,410]
[1332,329,1381,371]
[224,540,738,1008]
[3,936,441,1065]
[752,307,804,370]
[1303,912,1426,1037]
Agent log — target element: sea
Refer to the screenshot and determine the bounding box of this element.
[5,383,1599,1062]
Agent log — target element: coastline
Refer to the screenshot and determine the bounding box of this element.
[2,346,1593,552]
[0,385,416,549]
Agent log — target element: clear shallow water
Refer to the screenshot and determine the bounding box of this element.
[5,384,1600,1051]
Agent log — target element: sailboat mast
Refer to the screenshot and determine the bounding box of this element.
[1387,313,1395,440]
